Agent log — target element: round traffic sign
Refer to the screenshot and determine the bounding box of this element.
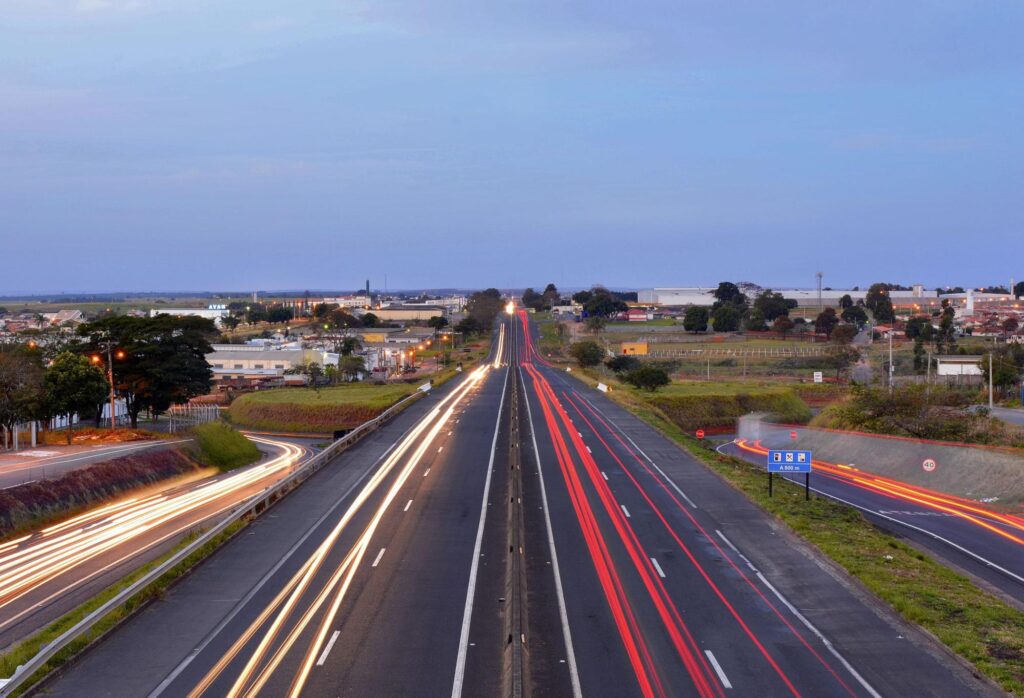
[790,430,798,440]
[696,429,705,439]
[922,458,937,473]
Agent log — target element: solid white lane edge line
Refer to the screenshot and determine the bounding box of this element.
[404,499,413,512]
[519,363,582,697]
[372,548,386,567]
[316,630,341,666]
[715,529,882,698]
[451,352,510,698]
[577,395,698,509]
[704,650,732,689]
[651,557,666,578]
[621,505,631,518]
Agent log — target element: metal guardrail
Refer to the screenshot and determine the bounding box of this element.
[0,390,426,697]
[648,347,827,358]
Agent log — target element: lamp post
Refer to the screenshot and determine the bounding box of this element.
[91,341,123,429]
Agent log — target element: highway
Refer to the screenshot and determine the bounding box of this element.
[34,314,999,697]
[0,436,306,649]
[513,311,995,697]
[722,439,1024,604]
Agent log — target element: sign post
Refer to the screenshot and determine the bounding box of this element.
[767,449,813,500]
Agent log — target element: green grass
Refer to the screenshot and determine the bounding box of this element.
[577,374,1024,695]
[189,422,262,471]
[227,383,418,433]
[0,519,247,696]
[607,319,678,327]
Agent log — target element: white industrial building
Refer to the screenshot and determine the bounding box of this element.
[638,286,936,308]
[150,305,230,326]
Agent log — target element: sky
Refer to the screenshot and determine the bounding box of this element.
[1,1,1022,294]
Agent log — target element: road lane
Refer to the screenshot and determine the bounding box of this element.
[722,440,1024,603]
[514,309,996,698]
[0,436,305,649]
[39,323,516,698]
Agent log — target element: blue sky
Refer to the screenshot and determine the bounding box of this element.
[1,1,1021,293]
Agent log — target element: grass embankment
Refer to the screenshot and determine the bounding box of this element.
[0,519,247,696]
[227,383,417,433]
[587,379,1024,695]
[0,450,204,541]
[189,422,261,471]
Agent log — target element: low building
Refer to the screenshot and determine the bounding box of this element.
[620,342,649,356]
[368,305,446,322]
[150,305,229,327]
[934,355,983,381]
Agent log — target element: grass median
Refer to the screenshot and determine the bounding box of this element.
[226,383,417,433]
[189,422,262,471]
[590,377,1024,695]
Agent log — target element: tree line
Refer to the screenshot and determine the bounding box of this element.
[0,315,217,442]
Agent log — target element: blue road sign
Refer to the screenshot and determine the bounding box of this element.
[767,449,813,473]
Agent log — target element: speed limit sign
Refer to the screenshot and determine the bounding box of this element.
[922,458,937,472]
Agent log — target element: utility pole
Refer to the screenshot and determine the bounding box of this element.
[816,272,823,316]
[989,350,994,409]
[888,329,894,392]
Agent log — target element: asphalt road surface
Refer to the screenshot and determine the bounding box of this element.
[0,436,306,650]
[35,315,999,697]
[720,439,1024,606]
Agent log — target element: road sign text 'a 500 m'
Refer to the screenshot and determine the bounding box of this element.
[767,450,813,473]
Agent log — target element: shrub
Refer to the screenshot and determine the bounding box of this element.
[190,422,261,471]
[569,340,604,367]
[623,366,671,391]
[648,389,811,431]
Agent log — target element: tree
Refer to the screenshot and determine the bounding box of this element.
[753,290,796,321]
[584,289,628,318]
[1015,281,1024,299]
[569,341,604,367]
[313,303,338,319]
[935,304,956,353]
[605,355,640,373]
[682,306,709,333]
[840,305,868,326]
[814,308,839,338]
[338,337,361,356]
[623,366,671,392]
[44,352,108,444]
[327,309,361,329]
[865,283,895,323]
[542,283,560,306]
[711,305,741,332]
[827,345,860,379]
[79,316,216,428]
[744,308,768,331]
[266,306,294,324]
[572,290,593,304]
[464,289,505,333]
[905,316,934,340]
[980,350,1022,390]
[362,312,380,328]
[773,315,795,338]
[338,355,367,382]
[222,316,241,332]
[1003,317,1020,334]
[521,288,546,312]
[831,324,858,345]
[0,348,44,446]
[586,316,607,334]
[713,282,745,305]
[427,316,448,331]
[839,294,854,310]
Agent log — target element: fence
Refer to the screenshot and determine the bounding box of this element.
[648,346,828,358]
[0,389,426,696]
[167,404,221,434]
